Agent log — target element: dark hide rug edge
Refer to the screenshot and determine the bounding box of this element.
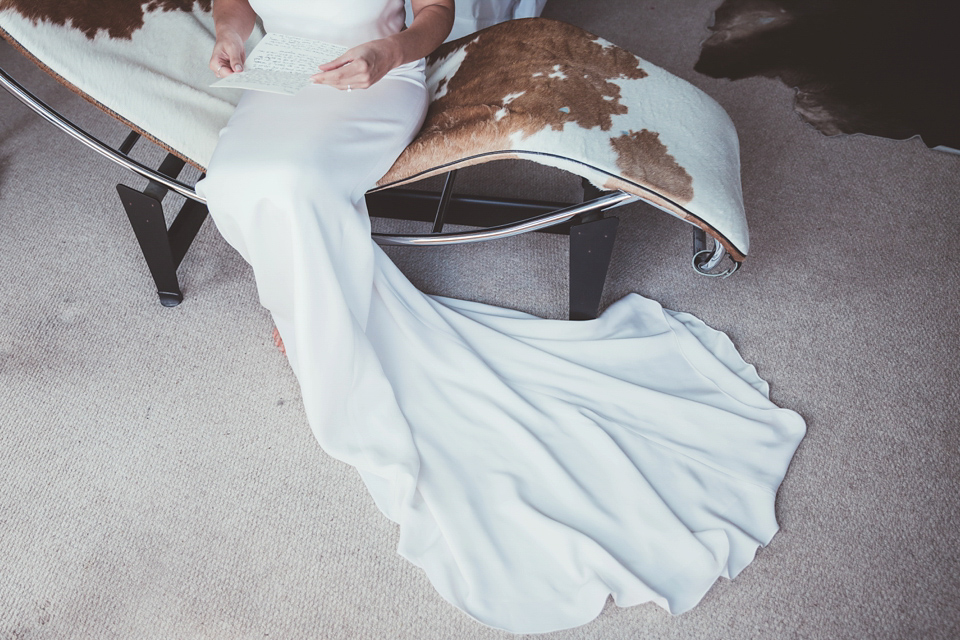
[695,0,960,150]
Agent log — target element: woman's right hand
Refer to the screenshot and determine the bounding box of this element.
[209,29,246,77]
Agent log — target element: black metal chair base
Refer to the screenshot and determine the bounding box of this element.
[114,136,209,307]
[116,150,621,318]
[570,216,619,321]
[0,61,734,316]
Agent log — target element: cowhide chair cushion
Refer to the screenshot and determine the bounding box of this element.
[0,3,749,259]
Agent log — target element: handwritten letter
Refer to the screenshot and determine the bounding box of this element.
[210,33,349,95]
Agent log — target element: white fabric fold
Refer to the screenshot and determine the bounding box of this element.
[195,57,805,632]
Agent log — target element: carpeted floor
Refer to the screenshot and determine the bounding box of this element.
[1,1,957,638]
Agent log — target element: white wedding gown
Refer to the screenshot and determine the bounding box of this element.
[194,0,807,633]
[404,0,550,40]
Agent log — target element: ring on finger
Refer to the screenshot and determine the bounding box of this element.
[347,84,352,92]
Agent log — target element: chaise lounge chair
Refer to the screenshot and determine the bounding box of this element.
[0,5,746,319]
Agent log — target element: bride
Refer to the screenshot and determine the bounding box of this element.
[197,0,806,633]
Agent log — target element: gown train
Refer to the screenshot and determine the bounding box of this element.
[195,60,806,633]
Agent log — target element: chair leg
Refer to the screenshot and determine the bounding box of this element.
[116,184,183,306]
[569,216,619,320]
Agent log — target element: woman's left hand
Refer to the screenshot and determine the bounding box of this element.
[311,39,402,90]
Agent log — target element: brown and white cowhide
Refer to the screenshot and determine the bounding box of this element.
[0,0,250,169]
[0,0,210,39]
[696,0,960,151]
[379,19,748,258]
[0,5,749,258]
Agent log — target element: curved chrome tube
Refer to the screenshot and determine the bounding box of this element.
[0,65,202,201]
[1,64,690,251]
[696,240,727,271]
[374,192,634,246]
[692,242,739,278]
[2,64,643,247]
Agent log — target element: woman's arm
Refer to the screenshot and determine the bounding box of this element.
[209,0,258,77]
[311,0,455,90]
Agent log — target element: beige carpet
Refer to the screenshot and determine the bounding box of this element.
[1,1,958,638]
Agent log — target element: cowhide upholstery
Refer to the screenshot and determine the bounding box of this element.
[696,0,960,151]
[376,18,748,258]
[0,0,246,171]
[0,3,749,259]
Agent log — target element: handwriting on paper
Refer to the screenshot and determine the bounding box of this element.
[211,33,348,95]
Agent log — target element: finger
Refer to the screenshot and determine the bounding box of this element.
[311,67,347,85]
[209,49,226,73]
[219,57,241,75]
[211,53,231,75]
[313,63,374,87]
[228,49,244,73]
[210,44,244,76]
[317,56,353,73]
[312,70,363,88]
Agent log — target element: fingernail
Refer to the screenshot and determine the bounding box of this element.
[234,64,242,71]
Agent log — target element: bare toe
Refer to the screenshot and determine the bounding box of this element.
[272,327,286,356]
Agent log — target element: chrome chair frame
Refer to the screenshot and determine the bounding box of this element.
[1,64,732,318]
